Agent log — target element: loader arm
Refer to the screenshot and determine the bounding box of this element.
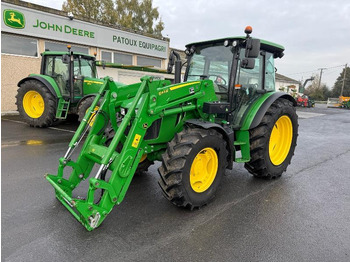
[46,76,217,230]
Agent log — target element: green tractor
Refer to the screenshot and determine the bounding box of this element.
[16,46,111,127]
[46,27,298,231]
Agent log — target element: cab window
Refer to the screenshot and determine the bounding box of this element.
[265,52,275,91]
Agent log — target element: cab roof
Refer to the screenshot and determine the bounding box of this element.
[186,36,285,57]
[42,51,95,58]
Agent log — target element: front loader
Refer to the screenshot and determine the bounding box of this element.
[46,27,298,230]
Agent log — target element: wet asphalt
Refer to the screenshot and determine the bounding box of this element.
[2,104,350,262]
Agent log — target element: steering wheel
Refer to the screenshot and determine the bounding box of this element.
[52,73,63,79]
[206,74,227,89]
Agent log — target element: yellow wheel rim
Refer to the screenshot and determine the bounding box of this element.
[269,115,293,166]
[140,154,147,163]
[23,91,45,118]
[190,147,218,193]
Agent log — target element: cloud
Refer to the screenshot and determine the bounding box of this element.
[154,0,350,86]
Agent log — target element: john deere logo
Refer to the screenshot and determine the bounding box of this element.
[3,9,25,29]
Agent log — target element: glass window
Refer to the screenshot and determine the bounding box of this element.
[43,55,70,96]
[187,54,206,81]
[236,52,263,88]
[73,56,96,78]
[45,42,88,54]
[186,44,232,100]
[137,56,161,68]
[1,33,37,57]
[265,52,275,91]
[186,44,232,83]
[114,52,132,65]
[231,51,264,127]
[101,51,112,63]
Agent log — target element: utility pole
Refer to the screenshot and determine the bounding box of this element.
[340,63,347,96]
[318,68,326,89]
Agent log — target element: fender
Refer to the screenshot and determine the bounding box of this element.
[241,92,296,130]
[186,119,235,169]
[18,74,62,99]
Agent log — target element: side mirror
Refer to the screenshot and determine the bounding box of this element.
[245,38,260,58]
[241,58,255,69]
[167,51,175,73]
[167,50,182,83]
[62,54,70,64]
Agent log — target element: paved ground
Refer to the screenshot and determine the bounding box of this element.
[2,104,350,262]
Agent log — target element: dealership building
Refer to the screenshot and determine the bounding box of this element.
[1,0,172,112]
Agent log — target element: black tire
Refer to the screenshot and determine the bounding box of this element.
[16,80,56,127]
[158,126,228,209]
[78,96,96,122]
[244,98,298,179]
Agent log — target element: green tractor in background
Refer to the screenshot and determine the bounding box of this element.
[46,27,298,230]
[16,46,111,127]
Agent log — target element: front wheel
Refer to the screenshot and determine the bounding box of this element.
[158,126,228,209]
[244,98,298,179]
[16,80,56,127]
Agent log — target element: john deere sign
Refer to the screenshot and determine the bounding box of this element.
[1,2,168,58]
[3,9,25,29]
[33,19,95,39]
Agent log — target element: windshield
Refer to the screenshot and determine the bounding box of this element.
[185,44,233,100]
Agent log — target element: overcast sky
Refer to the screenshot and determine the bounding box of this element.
[27,0,350,87]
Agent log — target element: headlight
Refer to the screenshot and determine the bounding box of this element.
[120,108,126,116]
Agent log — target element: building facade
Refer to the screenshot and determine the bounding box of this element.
[275,73,300,94]
[1,0,170,112]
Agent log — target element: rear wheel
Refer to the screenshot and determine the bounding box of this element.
[158,126,228,209]
[16,80,56,127]
[78,96,99,123]
[244,98,298,179]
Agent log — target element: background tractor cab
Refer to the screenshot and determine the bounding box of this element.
[41,46,97,102]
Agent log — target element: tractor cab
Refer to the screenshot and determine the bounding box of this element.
[41,48,97,102]
[170,26,285,128]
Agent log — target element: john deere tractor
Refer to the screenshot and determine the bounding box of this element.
[46,27,298,231]
[16,46,113,127]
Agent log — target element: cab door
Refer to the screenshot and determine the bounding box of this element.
[231,51,275,128]
[72,55,97,101]
[43,55,70,98]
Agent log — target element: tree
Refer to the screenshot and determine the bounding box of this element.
[331,66,350,97]
[62,0,164,36]
[115,0,164,36]
[304,74,331,101]
[62,0,117,24]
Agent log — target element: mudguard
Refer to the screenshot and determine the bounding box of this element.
[186,119,235,169]
[241,92,296,130]
[18,74,62,99]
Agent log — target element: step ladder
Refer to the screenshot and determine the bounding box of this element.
[56,99,70,119]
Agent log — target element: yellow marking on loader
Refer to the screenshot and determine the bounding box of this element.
[169,81,200,91]
[84,80,104,85]
[132,134,141,148]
